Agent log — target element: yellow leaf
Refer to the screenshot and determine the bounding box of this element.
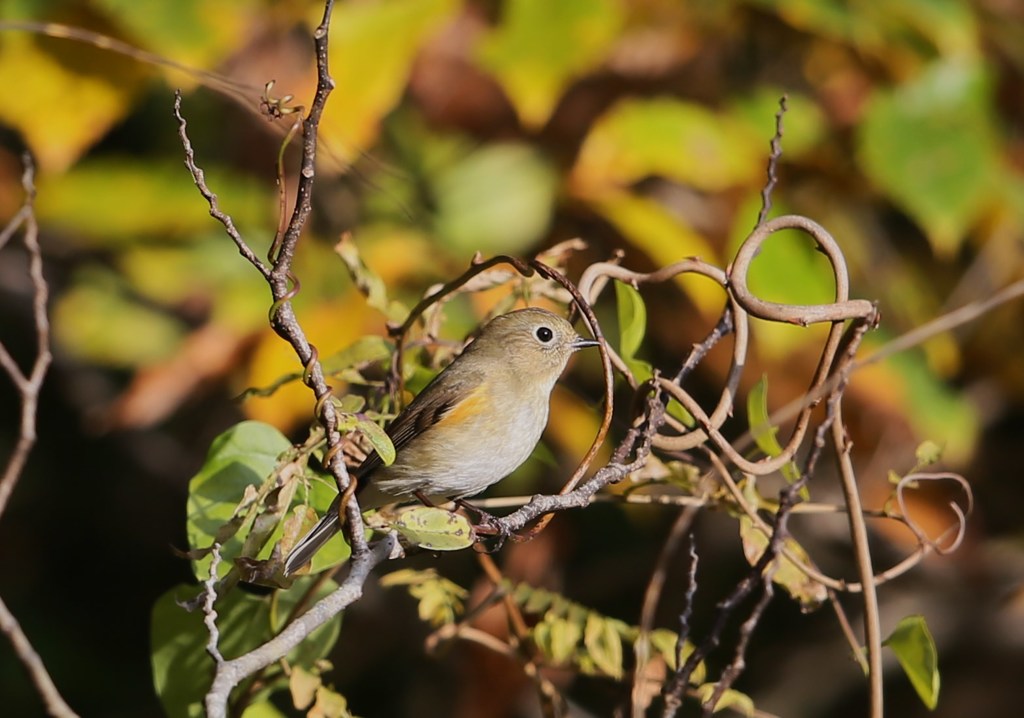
[242,295,382,431]
[571,97,763,195]
[739,515,827,611]
[584,612,624,679]
[289,666,321,711]
[546,614,584,665]
[90,0,260,70]
[477,0,625,128]
[53,269,185,367]
[0,34,144,171]
[317,0,459,162]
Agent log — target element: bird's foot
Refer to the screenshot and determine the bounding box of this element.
[457,499,515,551]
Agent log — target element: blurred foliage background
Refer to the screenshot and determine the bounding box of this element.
[2,0,1024,716]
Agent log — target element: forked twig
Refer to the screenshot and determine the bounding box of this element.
[0,156,77,718]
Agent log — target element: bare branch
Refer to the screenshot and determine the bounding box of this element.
[0,155,77,718]
[0,597,79,718]
[0,155,52,518]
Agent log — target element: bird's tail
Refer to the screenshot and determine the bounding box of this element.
[283,503,341,576]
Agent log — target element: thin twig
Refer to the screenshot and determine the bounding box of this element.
[632,507,699,718]
[857,277,1024,368]
[203,544,224,664]
[703,581,774,717]
[0,597,79,718]
[894,472,973,555]
[756,95,787,228]
[0,156,52,518]
[172,93,271,280]
[0,155,76,718]
[822,317,884,717]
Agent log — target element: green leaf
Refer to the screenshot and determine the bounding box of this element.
[748,0,979,56]
[884,615,940,710]
[888,349,978,466]
[727,195,838,308]
[746,375,806,498]
[35,158,273,246]
[53,267,186,367]
[858,58,1000,256]
[92,0,260,67]
[239,336,393,401]
[323,336,394,376]
[611,281,697,423]
[240,702,288,718]
[476,0,625,127]
[520,585,556,615]
[290,666,321,711]
[335,235,407,323]
[309,685,354,718]
[731,89,827,160]
[433,142,557,256]
[747,376,778,452]
[388,506,474,551]
[186,421,292,579]
[322,0,459,157]
[271,579,343,669]
[355,418,396,467]
[614,280,647,362]
[288,473,355,575]
[914,439,944,468]
[0,34,145,172]
[726,192,837,360]
[151,587,247,718]
[584,612,624,679]
[118,241,269,332]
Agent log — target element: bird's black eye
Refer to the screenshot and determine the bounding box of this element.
[535,326,554,343]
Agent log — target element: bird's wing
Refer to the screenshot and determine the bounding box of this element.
[354,364,481,479]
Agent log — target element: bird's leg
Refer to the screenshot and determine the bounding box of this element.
[456,499,516,550]
[415,490,437,507]
[455,498,498,526]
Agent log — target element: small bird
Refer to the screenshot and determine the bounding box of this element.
[283,307,599,575]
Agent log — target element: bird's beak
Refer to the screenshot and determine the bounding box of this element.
[571,337,601,351]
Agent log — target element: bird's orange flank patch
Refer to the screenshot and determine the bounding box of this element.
[438,384,490,427]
